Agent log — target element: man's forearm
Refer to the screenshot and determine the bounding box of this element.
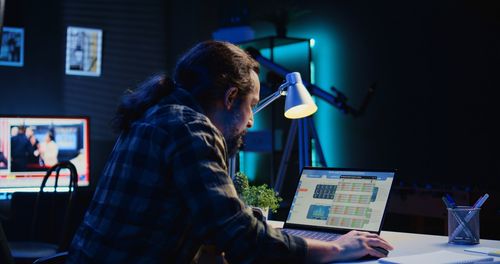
[304,238,341,263]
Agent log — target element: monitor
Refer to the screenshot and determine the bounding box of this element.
[0,116,90,198]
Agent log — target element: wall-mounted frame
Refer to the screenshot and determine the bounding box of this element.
[0,27,24,67]
[65,26,102,76]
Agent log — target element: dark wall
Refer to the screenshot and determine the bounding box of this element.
[164,0,218,70]
[62,0,168,140]
[244,0,500,191]
[61,0,168,184]
[1,0,168,186]
[1,0,63,115]
[339,1,499,189]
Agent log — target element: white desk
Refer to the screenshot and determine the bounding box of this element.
[341,231,500,263]
[266,221,500,263]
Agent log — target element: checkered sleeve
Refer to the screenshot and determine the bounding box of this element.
[168,116,307,263]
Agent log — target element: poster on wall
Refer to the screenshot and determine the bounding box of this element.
[65,26,102,76]
[0,27,24,67]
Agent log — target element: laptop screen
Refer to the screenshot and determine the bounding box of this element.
[286,167,395,232]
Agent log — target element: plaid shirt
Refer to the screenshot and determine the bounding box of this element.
[67,88,307,263]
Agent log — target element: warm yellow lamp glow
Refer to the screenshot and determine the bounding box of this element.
[283,72,318,119]
[253,72,318,119]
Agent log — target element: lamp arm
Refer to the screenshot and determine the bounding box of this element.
[247,47,374,117]
[253,82,288,114]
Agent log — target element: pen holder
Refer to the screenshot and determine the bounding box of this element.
[447,206,480,245]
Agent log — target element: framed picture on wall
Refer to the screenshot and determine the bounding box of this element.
[0,27,24,67]
[65,26,103,76]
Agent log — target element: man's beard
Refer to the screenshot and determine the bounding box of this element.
[225,130,246,157]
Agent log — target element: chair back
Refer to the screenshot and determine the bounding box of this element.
[31,161,79,250]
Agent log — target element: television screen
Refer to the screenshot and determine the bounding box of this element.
[0,116,90,198]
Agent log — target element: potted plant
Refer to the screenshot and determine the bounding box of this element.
[234,172,282,219]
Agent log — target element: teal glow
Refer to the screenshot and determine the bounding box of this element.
[310,61,316,84]
[287,24,346,166]
[240,25,346,178]
[311,138,318,166]
[260,41,310,76]
[240,42,310,182]
[310,38,316,48]
[260,49,271,59]
[239,48,269,181]
[240,111,264,182]
[310,60,319,166]
[238,151,246,176]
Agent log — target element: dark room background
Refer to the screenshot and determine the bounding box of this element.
[1,0,499,238]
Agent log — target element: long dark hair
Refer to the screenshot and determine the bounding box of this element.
[111,74,174,132]
[174,40,259,112]
[111,40,259,132]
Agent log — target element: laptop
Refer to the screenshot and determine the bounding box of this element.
[282,167,396,241]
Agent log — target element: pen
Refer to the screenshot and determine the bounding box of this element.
[442,196,453,209]
[450,193,489,241]
[445,193,457,208]
[472,194,489,209]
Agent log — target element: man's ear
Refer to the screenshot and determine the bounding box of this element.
[224,87,239,110]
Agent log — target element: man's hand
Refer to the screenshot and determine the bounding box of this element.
[305,230,394,263]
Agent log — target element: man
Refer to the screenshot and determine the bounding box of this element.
[39,131,59,167]
[10,126,32,171]
[68,40,393,263]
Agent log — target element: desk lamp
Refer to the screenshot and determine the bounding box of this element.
[228,72,317,181]
[253,72,317,118]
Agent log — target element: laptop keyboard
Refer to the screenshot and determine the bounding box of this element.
[282,228,341,241]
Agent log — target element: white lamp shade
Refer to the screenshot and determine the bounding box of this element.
[284,72,318,119]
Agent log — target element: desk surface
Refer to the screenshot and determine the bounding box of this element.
[349,231,500,263]
[267,221,500,263]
